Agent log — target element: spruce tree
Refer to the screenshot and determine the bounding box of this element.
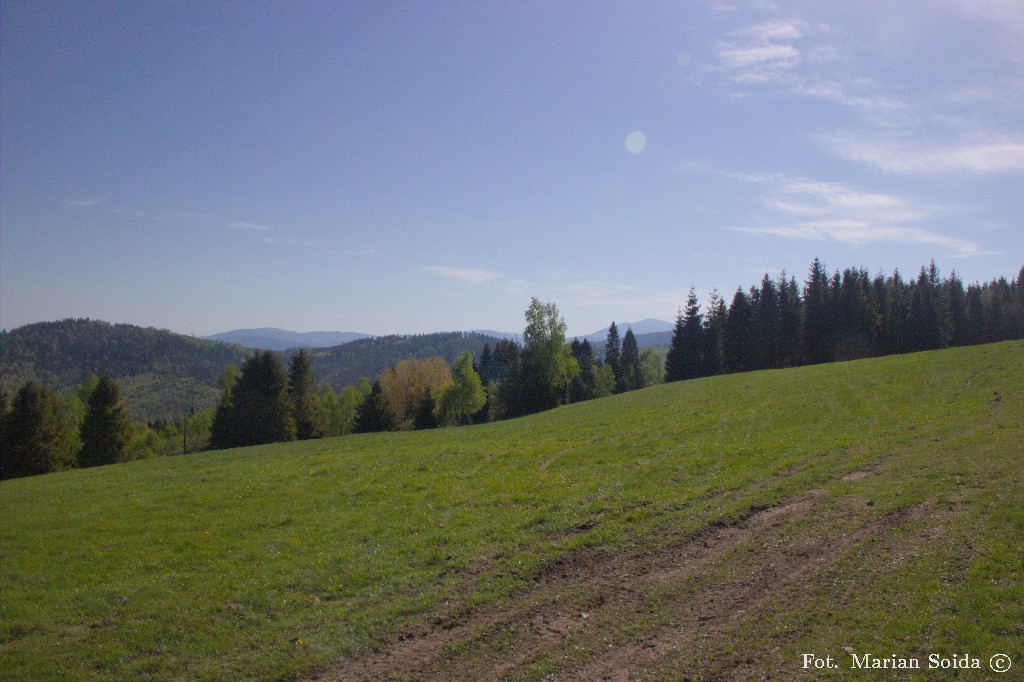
[604,322,621,386]
[701,289,727,376]
[289,349,322,440]
[413,391,439,430]
[909,266,942,351]
[479,343,495,383]
[723,287,754,373]
[209,364,239,450]
[945,272,969,347]
[212,352,295,448]
[354,381,397,433]
[801,258,832,364]
[664,309,687,382]
[619,328,640,392]
[777,273,802,367]
[679,287,704,379]
[569,338,597,402]
[1,381,77,479]
[79,375,133,467]
[752,274,780,369]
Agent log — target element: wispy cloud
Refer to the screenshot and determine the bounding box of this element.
[712,19,808,83]
[229,221,271,232]
[730,174,982,256]
[703,17,909,126]
[947,0,1024,59]
[825,133,1024,174]
[66,198,101,207]
[424,266,503,285]
[263,237,319,247]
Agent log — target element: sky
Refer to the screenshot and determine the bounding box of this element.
[2,1,1022,338]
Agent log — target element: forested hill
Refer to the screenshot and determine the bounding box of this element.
[0,320,504,421]
[0,319,251,421]
[307,332,502,391]
[0,319,245,389]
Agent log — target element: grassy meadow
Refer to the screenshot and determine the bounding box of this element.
[1,342,1022,680]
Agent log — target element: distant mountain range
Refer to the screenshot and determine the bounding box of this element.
[576,318,674,348]
[204,319,674,352]
[202,328,373,350]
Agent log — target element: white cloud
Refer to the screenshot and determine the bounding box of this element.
[712,19,809,83]
[792,80,909,126]
[730,174,982,256]
[735,220,980,255]
[826,134,1024,173]
[424,266,503,285]
[66,198,101,207]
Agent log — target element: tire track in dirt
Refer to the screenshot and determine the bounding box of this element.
[557,504,920,682]
[311,459,903,681]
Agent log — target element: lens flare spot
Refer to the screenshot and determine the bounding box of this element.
[625,131,646,154]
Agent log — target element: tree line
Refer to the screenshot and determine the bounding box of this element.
[2,259,1021,479]
[1,374,139,479]
[663,259,1024,382]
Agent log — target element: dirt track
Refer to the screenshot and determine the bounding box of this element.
[309,457,933,681]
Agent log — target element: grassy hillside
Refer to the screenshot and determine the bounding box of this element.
[1,342,1021,681]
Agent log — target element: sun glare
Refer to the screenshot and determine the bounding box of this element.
[625,130,646,154]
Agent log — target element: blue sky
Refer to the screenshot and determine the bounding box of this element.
[2,1,1022,338]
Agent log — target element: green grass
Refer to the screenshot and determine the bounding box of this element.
[1,342,1022,680]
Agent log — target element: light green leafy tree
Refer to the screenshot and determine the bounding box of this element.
[521,298,580,412]
[437,351,486,426]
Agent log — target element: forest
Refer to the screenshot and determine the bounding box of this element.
[1,258,1022,480]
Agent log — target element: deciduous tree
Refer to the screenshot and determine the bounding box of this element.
[521,298,579,412]
[437,351,486,425]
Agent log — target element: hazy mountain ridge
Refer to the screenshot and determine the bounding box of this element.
[577,319,674,348]
[202,328,373,351]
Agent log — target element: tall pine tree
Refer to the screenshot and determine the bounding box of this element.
[701,289,727,377]
[604,321,621,386]
[211,351,295,448]
[679,287,704,379]
[1,381,77,479]
[723,288,755,373]
[801,258,832,364]
[79,375,133,467]
[289,349,323,440]
[354,380,397,433]
[664,308,687,382]
[777,272,802,367]
[619,328,640,392]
